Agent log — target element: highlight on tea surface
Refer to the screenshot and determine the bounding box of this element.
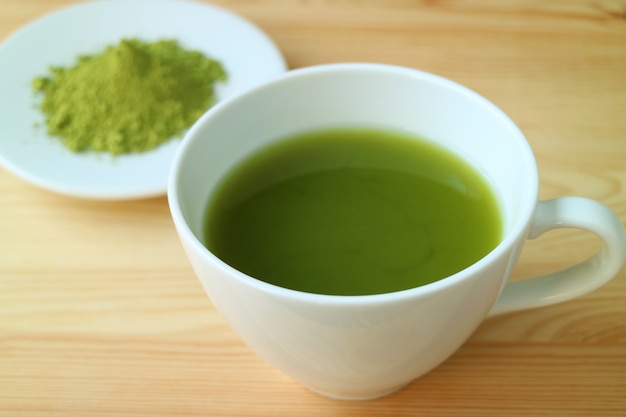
[32,38,227,155]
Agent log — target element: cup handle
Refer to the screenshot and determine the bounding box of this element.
[489,197,626,317]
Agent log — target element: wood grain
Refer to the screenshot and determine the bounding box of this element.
[1,1,625,416]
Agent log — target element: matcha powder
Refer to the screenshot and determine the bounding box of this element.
[32,38,227,155]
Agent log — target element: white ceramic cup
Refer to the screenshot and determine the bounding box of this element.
[168,63,625,400]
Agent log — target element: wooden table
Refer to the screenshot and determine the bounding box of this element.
[1,1,625,415]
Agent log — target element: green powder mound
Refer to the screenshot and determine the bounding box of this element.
[32,38,227,155]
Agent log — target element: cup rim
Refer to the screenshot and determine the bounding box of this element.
[168,62,539,306]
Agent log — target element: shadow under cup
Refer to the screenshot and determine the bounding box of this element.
[168,64,538,399]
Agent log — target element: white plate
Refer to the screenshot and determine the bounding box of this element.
[0,0,287,200]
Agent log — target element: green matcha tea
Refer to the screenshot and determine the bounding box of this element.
[204,127,502,296]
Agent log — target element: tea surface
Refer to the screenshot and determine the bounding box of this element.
[204,127,502,295]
